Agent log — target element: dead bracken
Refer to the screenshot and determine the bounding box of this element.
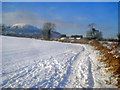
[90,40,120,87]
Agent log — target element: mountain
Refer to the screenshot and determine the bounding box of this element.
[51,31,61,39]
[3,23,42,37]
[10,23,39,31]
[2,23,61,39]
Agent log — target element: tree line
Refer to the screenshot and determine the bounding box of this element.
[1,23,120,42]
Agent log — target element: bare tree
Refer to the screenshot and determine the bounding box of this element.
[42,22,56,40]
[88,23,96,30]
[87,23,103,40]
[118,33,120,40]
[117,33,120,46]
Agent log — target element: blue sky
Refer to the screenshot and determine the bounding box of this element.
[2,2,118,38]
[2,0,120,2]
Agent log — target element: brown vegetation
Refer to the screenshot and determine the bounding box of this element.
[59,38,89,44]
[90,40,120,87]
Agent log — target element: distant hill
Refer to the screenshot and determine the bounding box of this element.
[2,23,61,39]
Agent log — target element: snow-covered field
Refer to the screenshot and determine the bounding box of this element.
[0,36,115,88]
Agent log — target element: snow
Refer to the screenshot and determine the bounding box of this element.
[10,23,39,30]
[0,36,116,88]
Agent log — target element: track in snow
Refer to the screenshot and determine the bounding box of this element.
[1,36,112,88]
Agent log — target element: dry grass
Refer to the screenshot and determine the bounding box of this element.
[59,38,89,44]
[90,40,120,87]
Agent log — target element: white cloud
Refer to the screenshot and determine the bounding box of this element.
[3,11,88,29]
[3,11,113,31]
[3,11,46,26]
[55,21,87,29]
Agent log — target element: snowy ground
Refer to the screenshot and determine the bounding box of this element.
[0,36,115,88]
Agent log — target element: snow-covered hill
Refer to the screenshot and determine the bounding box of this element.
[1,36,115,88]
[3,23,61,39]
[10,23,39,30]
[3,23,42,37]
